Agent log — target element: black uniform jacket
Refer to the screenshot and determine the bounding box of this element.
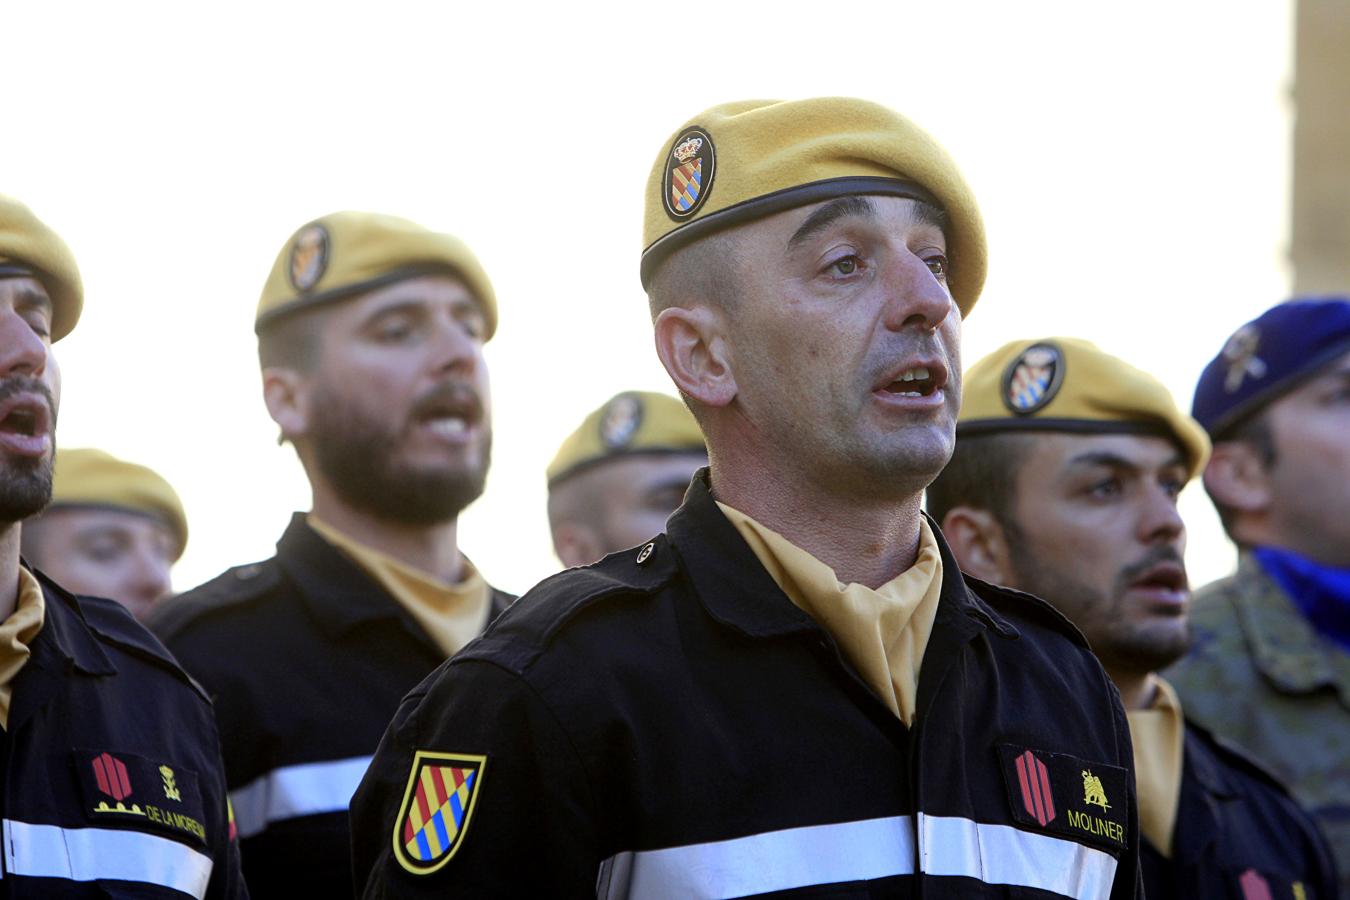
[148,515,511,900]
[2,568,244,899]
[352,475,1143,899]
[1141,719,1337,900]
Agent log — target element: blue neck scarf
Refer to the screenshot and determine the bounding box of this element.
[1253,546,1350,653]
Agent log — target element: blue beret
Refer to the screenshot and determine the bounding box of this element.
[1193,297,1350,438]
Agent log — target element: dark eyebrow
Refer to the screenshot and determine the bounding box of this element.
[1065,449,1186,474]
[787,196,876,249]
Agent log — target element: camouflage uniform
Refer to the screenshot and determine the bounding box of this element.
[1166,554,1349,895]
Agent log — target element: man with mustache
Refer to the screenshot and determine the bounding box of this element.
[928,338,1336,899]
[0,196,244,896]
[353,99,1141,898]
[150,212,511,898]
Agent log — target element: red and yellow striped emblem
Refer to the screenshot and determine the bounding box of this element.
[392,751,487,875]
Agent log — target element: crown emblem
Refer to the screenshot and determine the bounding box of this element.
[673,137,703,164]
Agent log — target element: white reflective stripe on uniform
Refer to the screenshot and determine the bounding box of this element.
[596,814,916,899]
[917,813,1118,900]
[2,819,213,898]
[229,754,372,839]
[597,812,1120,900]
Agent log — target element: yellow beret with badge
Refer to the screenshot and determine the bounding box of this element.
[256,211,497,339]
[49,449,188,560]
[0,195,83,342]
[547,391,706,488]
[959,338,1210,478]
[641,97,986,316]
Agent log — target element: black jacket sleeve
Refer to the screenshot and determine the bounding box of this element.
[351,658,599,898]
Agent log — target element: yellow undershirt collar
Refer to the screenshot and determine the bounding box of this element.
[0,567,46,729]
[717,502,942,725]
[308,515,490,658]
[1125,674,1186,858]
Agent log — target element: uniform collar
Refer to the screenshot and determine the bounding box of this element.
[24,567,117,677]
[275,514,433,643]
[666,470,1015,646]
[1233,553,1350,704]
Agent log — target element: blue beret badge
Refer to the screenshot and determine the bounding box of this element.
[1220,324,1268,393]
[1002,342,1065,415]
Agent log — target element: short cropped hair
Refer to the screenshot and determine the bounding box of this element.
[926,431,1037,528]
[256,305,328,372]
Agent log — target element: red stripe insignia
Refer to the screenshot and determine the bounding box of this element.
[998,744,1129,853]
[392,751,488,876]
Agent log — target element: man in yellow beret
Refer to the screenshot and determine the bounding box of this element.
[546,391,706,567]
[23,448,186,620]
[927,338,1336,899]
[149,211,511,898]
[0,195,244,896]
[354,99,1141,899]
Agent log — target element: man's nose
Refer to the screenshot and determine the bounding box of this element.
[0,311,49,378]
[879,251,956,333]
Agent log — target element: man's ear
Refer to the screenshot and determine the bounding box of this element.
[1202,441,1273,516]
[653,306,737,409]
[262,367,314,444]
[940,506,1016,586]
[551,520,604,570]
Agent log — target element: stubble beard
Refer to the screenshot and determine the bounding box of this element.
[1005,525,1191,676]
[0,377,56,523]
[308,383,491,526]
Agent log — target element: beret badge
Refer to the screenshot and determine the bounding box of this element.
[663,129,716,221]
[598,393,644,450]
[1220,324,1267,393]
[1002,343,1066,415]
[288,223,330,293]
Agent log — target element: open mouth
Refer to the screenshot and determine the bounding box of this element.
[1129,562,1188,604]
[0,393,53,457]
[876,360,947,399]
[410,386,483,439]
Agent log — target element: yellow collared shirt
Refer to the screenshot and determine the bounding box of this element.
[0,567,46,729]
[308,515,490,658]
[717,503,942,725]
[1125,675,1186,858]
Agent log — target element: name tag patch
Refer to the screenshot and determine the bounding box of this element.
[74,749,207,846]
[997,743,1129,853]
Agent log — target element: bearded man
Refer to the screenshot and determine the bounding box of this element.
[150,212,512,899]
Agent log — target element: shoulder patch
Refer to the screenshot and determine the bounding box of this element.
[393,751,486,875]
[998,743,1130,854]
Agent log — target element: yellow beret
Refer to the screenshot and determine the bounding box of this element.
[641,97,986,316]
[256,211,497,339]
[959,338,1211,479]
[0,195,83,342]
[547,391,706,487]
[49,449,188,559]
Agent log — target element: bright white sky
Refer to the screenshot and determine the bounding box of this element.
[4,1,1292,597]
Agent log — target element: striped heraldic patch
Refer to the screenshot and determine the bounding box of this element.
[392,751,487,875]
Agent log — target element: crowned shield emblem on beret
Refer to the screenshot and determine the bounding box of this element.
[288,223,330,293]
[662,129,716,221]
[392,751,487,875]
[1002,343,1065,415]
[599,393,644,449]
